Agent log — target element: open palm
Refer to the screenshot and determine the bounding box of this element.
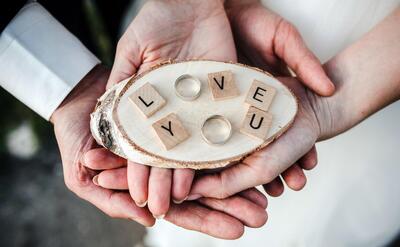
[108,0,237,85]
[90,0,319,227]
[189,77,324,199]
[82,0,269,239]
[106,0,238,219]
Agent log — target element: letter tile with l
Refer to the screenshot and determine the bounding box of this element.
[129,82,166,118]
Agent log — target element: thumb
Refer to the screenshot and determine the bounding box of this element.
[273,20,335,96]
[107,37,141,89]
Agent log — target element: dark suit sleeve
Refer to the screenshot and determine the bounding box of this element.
[0,1,27,31]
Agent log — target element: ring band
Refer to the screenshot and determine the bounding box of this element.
[201,115,232,145]
[174,74,201,101]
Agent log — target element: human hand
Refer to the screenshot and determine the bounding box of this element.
[108,0,237,87]
[188,6,400,196]
[84,149,269,235]
[51,65,155,226]
[188,77,332,200]
[219,0,330,195]
[51,65,268,239]
[225,0,335,96]
[103,0,238,219]
[88,0,269,236]
[103,0,314,215]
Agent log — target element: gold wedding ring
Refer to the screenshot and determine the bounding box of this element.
[201,115,232,145]
[174,74,202,101]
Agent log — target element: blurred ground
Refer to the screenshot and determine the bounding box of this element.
[0,133,146,247]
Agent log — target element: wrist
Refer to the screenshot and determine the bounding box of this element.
[313,55,359,141]
[50,65,109,125]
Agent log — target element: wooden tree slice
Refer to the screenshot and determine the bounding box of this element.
[90,60,298,169]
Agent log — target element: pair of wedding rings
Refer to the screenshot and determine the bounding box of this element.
[174,74,232,145]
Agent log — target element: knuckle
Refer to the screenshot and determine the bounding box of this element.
[63,164,92,196]
[259,166,275,183]
[217,173,234,199]
[173,188,187,200]
[247,153,277,184]
[277,19,298,37]
[275,18,302,54]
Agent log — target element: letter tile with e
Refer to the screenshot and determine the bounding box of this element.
[240,106,273,141]
[245,80,276,112]
[152,113,190,150]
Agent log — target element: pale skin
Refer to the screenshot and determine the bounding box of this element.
[84,1,400,237]
[88,0,333,220]
[51,0,332,239]
[187,7,400,199]
[51,65,271,239]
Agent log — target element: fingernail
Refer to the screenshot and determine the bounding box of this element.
[186,194,202,201]
[172,196,188,204]
[135,200,147,208]
[92,175,99,186]
[153,214,165,219]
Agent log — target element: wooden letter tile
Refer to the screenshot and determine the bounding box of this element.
[240,106,273,141]
[207,70,239,100]
[129,83,166,118]
[152,113,190,150]
[245,80,276,112]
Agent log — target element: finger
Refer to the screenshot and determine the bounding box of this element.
[262,176,284,197]
[198,196,267,228]
[189,108,317,199]
[239,188,268,209]
[274,20,335,96]
[299,145,318,170]
[148,167,172,219]
[74,182,154,226]
[172,169,195,204]
[281,164,307,191]
[94,167,128,190]
[128,161,150,207]
[107,35,141,89]
[83,148,126,170]
[165,201,244,239]
[95,191,154,226]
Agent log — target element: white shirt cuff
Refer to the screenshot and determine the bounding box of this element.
[0,2,100,120]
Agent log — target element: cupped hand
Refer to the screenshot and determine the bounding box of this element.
[221,0,327,195]
[104,0,238,219]
[98,0,317,216]
[84,148,269,237]
[108,0,237,86]
[188,77,329,200]
[52,65,267,239]
[104,0,316,214]
[51,65,155,227]
[82,0,322,235]
[87,0,269,236]
[225,0,335,96]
